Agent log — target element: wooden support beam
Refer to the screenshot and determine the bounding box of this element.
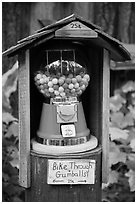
[102,49,110,183]
[18,50,30,188]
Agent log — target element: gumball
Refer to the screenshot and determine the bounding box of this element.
[77,90,82,95]
[39,78,44,84]
[56,73,61,78]
[60,92,66,97]
[48,81,53,87]
[79,81,84,86]
[80,84,86,91]
[53,85,59,90]
[61,75,66,80]
[49,87,54,93]
[54,90,59,96]
[84,74,90,81]
[59,86,64,93]
[80,72,85,77]
[72,78,77,84]
[65,89,70,94]
[71,89,75,94]
[36,80,41,85]
[44,89,49,94]
[59,78,64,85]
[82,79,88,86]
[82,77,88,83]
[36,74,41,80]
[43,77,49,83]
[40,90,45,94]
[34,76,38,81]
[52,78,58,84]
[43,74,46,78]
[43,83,48,88]
[68,74,73,79]
[74,83,79,89]
[76,87,80,92]
[68,83,74,89]
[76,75,82,82]
[46,93,50,97]
[39,85,44,90]
[50,93,55,98]
[62,83,68,89]
[65,77,71,84]
[45,71,50,77]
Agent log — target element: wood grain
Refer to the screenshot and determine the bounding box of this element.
[26,147,101,202]
[102,49,110,183]
[19,50,30,188]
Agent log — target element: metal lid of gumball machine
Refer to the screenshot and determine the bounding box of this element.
[34,49,90,103]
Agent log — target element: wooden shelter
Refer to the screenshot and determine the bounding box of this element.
[3,14,131,202]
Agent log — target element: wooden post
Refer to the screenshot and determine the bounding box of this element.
[18,50,31,188]
[26,147,102,202]
[102,49,110,183]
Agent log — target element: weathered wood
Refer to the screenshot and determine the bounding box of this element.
[55,21,98,38]
[3,14,131,62]
[26,147,102,202]
[102,49,110,183]
[19,50,30,188]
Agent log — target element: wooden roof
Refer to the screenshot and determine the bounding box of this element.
[110,44,135,70]
[3,14,131,62]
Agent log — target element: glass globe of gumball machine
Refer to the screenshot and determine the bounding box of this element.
[32,49,98,154]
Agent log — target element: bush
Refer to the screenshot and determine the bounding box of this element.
[2,63,135,201]
[102,81,135,202]
[2,62,25,202]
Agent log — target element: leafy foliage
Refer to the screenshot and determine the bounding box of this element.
[2,63,135,202]
[102,80,135,202]
[2,62,25,202]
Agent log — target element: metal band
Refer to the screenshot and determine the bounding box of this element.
[36,135,90,146]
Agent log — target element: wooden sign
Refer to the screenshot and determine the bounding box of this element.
[55,21,98,38]
[47,159,96,185]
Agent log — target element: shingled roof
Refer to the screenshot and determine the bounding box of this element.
[3,14,131,62]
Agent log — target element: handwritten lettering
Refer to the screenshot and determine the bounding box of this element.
[48,160,95,184]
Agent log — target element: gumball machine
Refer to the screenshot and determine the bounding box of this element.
[32,49,98,154]
[3,14,131,202]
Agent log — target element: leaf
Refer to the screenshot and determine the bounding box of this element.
[126,128,135,144]
[9,175,19,185]
[128,105,135,119]
[120,112,134,128]
[109,142,127,167]
[2,172,10,182]
[2,61,18,112]
[122,81,135,93]
[9,158,19,169]
[108,170,119,184]
[7,145,19,168]
[109,127,129,141]
[110,112,124,128]
[110,111,134,129]
[131,93,135,105]
[110,94,126,112]
[4,184,23,196]
[102,170,119,188]
[126,154,135,171]
[129,139,135,151]
[3,161,18,176]
[4,122,18,138]
[2,123,7,135]
[125,170,135,192]
[2,112,18,124]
